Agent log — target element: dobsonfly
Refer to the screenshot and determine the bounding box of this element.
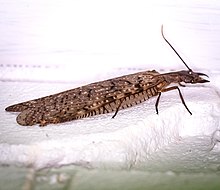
[5,25,209,127]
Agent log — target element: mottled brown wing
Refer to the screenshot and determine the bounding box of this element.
[6,70,161,126]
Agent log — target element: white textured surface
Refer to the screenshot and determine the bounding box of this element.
[0,74,220,169]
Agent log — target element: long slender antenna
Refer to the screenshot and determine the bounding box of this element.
[161,25,192,71]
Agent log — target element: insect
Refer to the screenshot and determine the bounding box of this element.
[5,25,209,126]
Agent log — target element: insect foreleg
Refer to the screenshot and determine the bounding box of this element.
[157,86,192,115]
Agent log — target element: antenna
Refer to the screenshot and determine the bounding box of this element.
[161,25,192,71]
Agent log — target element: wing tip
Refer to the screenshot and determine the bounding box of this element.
[5,103,29,112]
[5,105,16,112]
[16,110,36,126]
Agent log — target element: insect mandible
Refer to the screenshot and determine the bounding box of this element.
[5,25,209,126]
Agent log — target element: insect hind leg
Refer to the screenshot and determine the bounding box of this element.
[112,99,123,119]
[155,92,162,114]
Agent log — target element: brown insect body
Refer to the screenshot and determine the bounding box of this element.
[5,26,209,126]
[5,70,162,126]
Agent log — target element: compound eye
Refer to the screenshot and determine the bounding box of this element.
[188,70,192,75]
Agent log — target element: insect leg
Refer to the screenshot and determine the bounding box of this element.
[159,86,192,115]
[178,82,186,87]
[112,99,123,119]
[155,92,162,114]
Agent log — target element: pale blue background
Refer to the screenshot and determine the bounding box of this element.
[0,0,219,82]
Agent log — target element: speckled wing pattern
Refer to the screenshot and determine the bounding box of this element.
[5,70,163,126]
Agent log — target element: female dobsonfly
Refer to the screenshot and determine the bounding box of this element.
[5,25,209,126]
